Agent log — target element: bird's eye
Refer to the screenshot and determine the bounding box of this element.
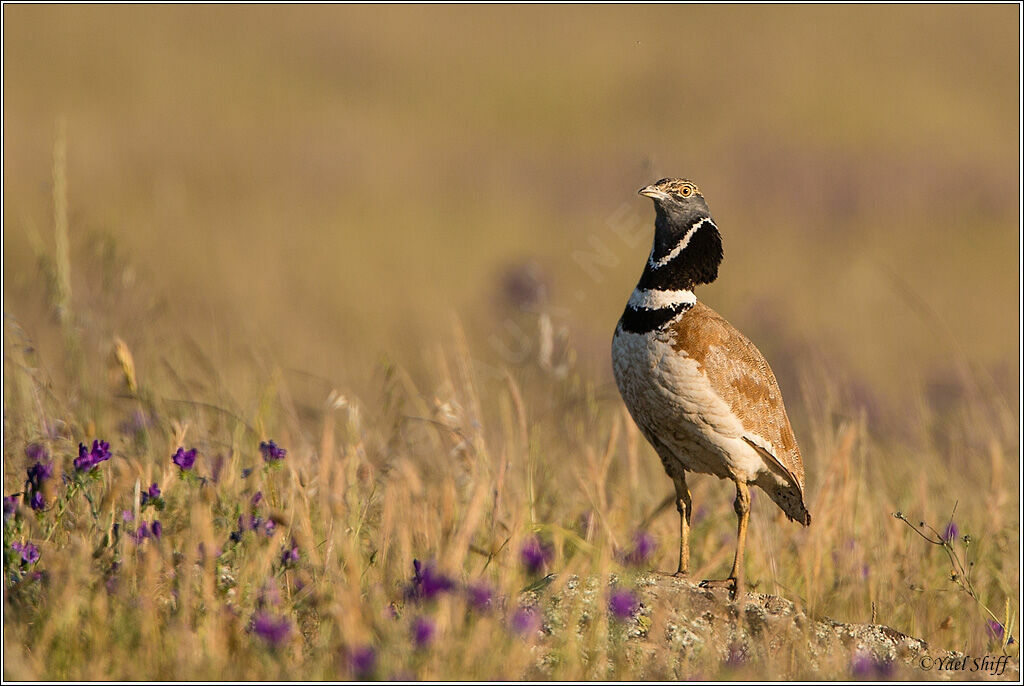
[680,186,692,197]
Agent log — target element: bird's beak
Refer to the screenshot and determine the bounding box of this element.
[638,185,669,200]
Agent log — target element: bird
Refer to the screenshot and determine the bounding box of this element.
[611,177,811,598]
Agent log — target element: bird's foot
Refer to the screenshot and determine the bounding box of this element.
[699,577,740,599]
[673,569,688,579]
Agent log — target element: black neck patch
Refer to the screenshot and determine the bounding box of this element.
[618,301,694,334]
[637,212,723,292]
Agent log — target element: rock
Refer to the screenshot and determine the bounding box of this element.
[525,573,1017,680]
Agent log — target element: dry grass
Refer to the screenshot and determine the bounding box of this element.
[3,5,1019,680]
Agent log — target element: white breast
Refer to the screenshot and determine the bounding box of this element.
[611,324,766,481]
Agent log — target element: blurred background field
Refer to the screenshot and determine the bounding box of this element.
[2,5,1020,680]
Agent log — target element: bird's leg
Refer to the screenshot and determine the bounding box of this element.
[672,471,692,577]
[700,479,750,598]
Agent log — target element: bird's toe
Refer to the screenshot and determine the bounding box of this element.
[698,577,740,598]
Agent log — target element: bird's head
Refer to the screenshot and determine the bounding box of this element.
[637,177,722,289]
[638,178,709,220]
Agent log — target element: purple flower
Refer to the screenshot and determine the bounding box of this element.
[350,645,376,678]
[74,440,111,472]
[24,459,53,511]
[251,491,263,507]
[850,651,893,678]
[941,522,960,543]
[140,482,161,506]
[252,612,291,646]
[122,510,134,522]
[520,537,552,575]
[264,520,276,536]
[11,541,40,564]
[89,439,112,464]
[466,582,494,612]
[73,447,92,472]
[29,491,45,511]
[411,616,435,648]
[622,530,656,566]
[510,605,541,636]
[407,559,455,601]
[26,460,53,488]
[609,588,639,619]
[986,619,1014,644]
[172,447,197,471]
[4,495,18,520]
[133,519,161,542]
[25,443,48,462]
[259,440,287,462]
[281,539,300,565]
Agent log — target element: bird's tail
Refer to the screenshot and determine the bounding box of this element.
[761,478,811,526]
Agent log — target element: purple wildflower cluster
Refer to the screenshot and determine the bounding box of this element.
[172,447,197,471]
[229,491,277,543]
[2,433,314,654]
[11,540,40,565]
[259,440,287,463]
[391,559,503,654]
[403,558,495,615]
[520,536,553,575]
[74,440,112,472]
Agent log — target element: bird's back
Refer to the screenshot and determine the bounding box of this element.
[667,302,810,523]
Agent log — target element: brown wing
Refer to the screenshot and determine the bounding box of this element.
[669,302,805,490]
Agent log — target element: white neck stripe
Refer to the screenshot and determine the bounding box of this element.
[648,216,716,270]
[627,288,697,310]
